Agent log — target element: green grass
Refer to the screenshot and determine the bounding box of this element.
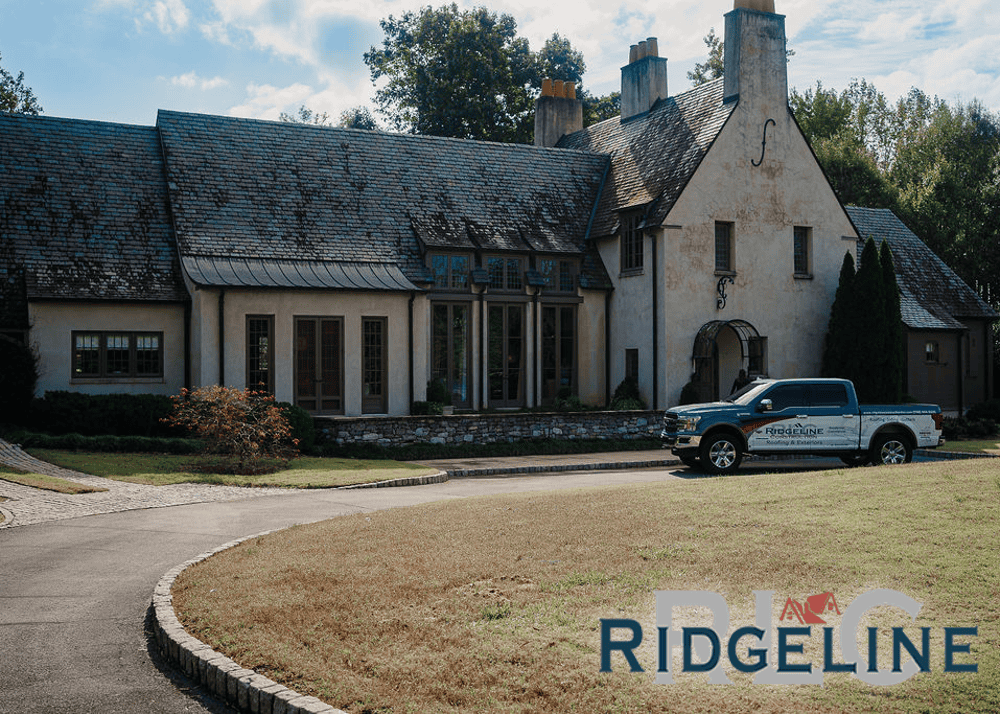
[0,463,108,494]
[172,459,1000,714]
[941,439,1000,454]
[25,450,437,488]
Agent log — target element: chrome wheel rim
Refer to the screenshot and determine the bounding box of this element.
[709,440,737,469]
[880,440,907,465]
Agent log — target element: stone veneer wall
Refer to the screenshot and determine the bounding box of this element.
[315,411,662,449]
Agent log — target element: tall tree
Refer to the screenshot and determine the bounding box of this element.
[822,251,857,379]
[338,107,379,131]
[878,240,904,404]
[279,105,331,125]
[687,29,724,85]
[1,51,43,115]
[364,4,537,143]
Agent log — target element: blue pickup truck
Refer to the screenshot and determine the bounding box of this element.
[661,378,944,474]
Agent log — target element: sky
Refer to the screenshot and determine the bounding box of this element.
[1,0,998,127]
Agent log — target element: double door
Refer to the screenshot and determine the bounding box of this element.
[488,304,525,408]
[294,317,343,414]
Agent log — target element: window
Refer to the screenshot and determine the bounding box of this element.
[487,256,523,291]
[247,315,274,392]
[363,317,388,413]
[715,222,734,273]
[748,336,767,376]
[766,384,807,411]
[72,331,163,379]
[541,306,576,403]
[620,212,643,273]
[808,383,849,407]
[625,349,639,382]
[794,226,811,276]
[925,341,940,364]
[538,258,576,293]
[430,253,471,291]
[431,303,471,408]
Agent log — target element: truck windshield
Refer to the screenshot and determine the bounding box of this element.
[726,381,771,405]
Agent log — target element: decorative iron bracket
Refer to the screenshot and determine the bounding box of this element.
[751,118,776,167]
[716,275,734,310]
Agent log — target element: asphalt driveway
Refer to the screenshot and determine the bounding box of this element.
[0,466,687,714]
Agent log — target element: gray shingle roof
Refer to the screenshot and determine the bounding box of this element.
[846,206,997,330]
[557,78,735,237]
[156,111,610,288]
[0,114,185,303]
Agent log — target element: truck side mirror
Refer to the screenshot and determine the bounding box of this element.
[758,399,773,413]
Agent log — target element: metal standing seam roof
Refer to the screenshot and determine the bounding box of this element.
[181,256,419,291]
[845,206,998,331]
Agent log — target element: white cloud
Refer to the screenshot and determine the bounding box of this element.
[170,71,229,90]
[146,0,190,34]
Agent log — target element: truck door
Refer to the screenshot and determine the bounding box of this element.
[746,383,810,451]
[806,383,857,450]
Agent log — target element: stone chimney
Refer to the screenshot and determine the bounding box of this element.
[723,1,788,110]
[534,78,584,147]
[620,37,668,122]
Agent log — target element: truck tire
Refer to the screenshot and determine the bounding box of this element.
[701,433,742,475]
[871,433,912,466]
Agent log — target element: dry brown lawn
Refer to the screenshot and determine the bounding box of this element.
[173,460,999,714]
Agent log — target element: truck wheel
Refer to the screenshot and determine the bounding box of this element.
[871,433,912,466]
[701,434,742,475]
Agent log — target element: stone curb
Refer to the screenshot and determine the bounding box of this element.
[442,457,679,478]
[151,531,347,714]
[336,470,448,489]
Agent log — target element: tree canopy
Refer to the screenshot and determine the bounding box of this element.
[1,51,43,115]
[363,5,616,142]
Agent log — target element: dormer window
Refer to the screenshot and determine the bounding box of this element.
[487,256,523,291]
[430,253,471,291]
[538,258,577,293]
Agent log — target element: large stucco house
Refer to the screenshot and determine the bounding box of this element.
[1,1,994,417]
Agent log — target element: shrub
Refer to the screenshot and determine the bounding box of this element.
[411,400,444,415]
[0,336,39,423]
[426,378,452,406]
[28,391,178,437]
[967,399,1000,422]
[276,402,317,453]
[162,386,297,473]
[610,377,646,410]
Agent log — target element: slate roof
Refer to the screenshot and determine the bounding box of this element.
[0,114,185,304]
[846,206,997,331]
[156,111,610,289]
[558,78,735,237]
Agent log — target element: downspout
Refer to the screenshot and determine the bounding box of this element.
[605,290,612,406]
[479,289,486,410]
[533,287,540,407]
[218,289,225,386]
[957,332,965,415]
[651,228,658,411]
[183,300,191,389]
[408,292,416,410]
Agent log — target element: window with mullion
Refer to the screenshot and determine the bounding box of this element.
[72,330,163,379]
[430,253,471,291]
[715,221,734,273]
[487,256,523,292]
[620,212,643,273]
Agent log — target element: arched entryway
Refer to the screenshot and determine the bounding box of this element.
[691,320,767,401]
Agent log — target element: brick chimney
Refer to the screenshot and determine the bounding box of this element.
[723,1,788,111]
[620,37,667,122]
[534,79,584,147]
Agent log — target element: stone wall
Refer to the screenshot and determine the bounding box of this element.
[315,410,662,449]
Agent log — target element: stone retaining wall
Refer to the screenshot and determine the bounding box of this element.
[315,410,662,449]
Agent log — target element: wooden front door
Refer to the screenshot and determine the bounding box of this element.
[295,317,343,414]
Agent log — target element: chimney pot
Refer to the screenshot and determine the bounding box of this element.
[565,82,576,100]
[629,44,638,63]
[541,78,553,97]
[637,40,648,60]
[646,37,659,57]
[553,79,564,97]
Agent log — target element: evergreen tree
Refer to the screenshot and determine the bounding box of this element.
[823,251,856,378]
[850,237,884,403]
[877,240,904,403]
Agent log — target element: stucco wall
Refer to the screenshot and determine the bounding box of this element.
[907,331,961,414]
[188,287,416,416]
[28,301,187,396]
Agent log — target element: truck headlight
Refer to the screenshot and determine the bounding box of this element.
[678,416,701,431]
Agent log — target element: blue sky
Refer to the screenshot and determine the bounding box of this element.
[2,0,997,127]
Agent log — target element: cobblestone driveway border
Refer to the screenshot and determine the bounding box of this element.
[152,530,347,714]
